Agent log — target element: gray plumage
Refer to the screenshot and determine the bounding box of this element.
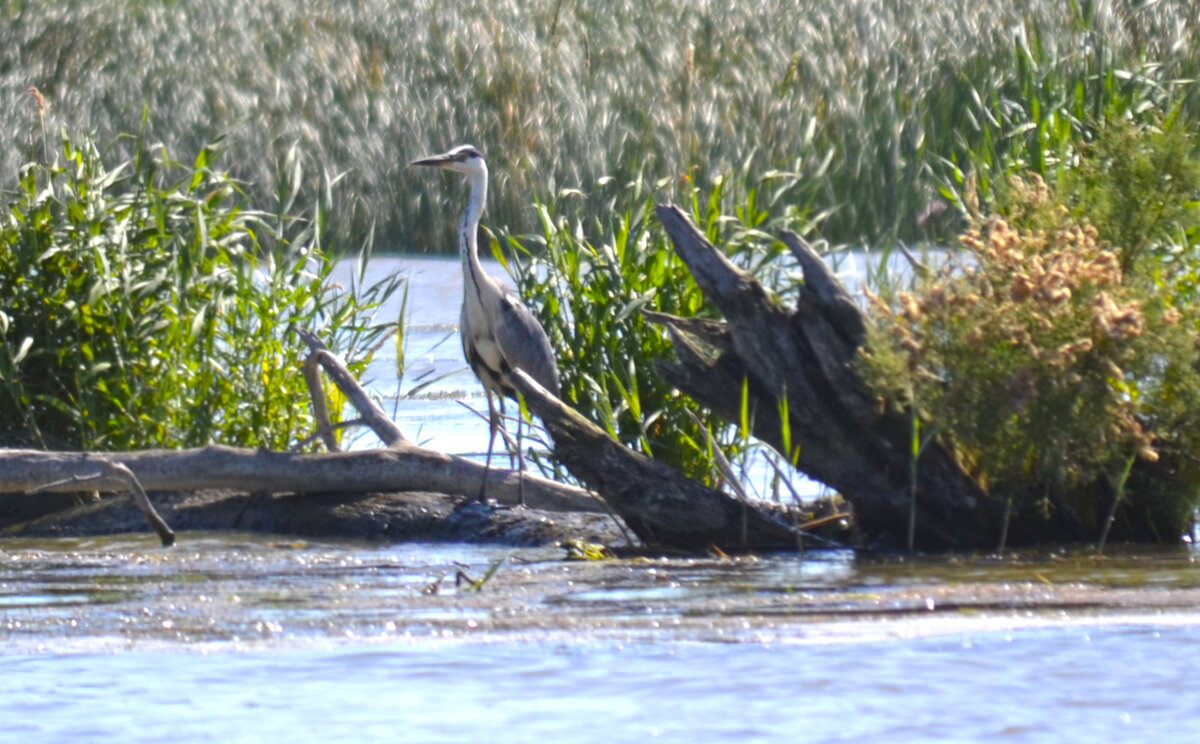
[411,144,560,503]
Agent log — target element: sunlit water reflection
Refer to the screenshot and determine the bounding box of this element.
[3,533,1200,742]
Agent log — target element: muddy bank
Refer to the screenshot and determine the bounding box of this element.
[1,489,627,547]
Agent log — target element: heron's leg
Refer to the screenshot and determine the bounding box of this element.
[515,403,526,507]
[479,390,500,501]
[502,399,518,471]
[500,395,529,506]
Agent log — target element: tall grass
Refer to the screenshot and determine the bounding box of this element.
[3,1,1196,254]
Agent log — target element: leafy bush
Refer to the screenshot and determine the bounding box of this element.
[0,128,402,451]
[860,119,1200,537]
[1060,115,1200,274]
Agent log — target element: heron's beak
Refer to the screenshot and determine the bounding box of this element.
[410,153,452,168]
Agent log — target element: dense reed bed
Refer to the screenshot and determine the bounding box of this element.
[3,0,1197,252]
[0,129,402,451]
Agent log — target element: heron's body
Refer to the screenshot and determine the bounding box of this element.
[412,145,559,503]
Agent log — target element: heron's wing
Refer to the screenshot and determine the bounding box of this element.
[460,299,507,397]
[494,288,561,399]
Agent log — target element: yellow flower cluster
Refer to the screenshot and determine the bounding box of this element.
[866,185,1169,467]
[886,204,1146,364]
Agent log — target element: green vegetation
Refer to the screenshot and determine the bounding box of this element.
[0,125,401,451]
[860,118,1200,541]
[3,1,1197,253]
[4,0,1200,543]
[497,166,817,483]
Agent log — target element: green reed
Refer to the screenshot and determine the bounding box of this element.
[497,163,819,484]
[0,125,402,451]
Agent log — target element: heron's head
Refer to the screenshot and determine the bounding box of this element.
[410,144,486,177]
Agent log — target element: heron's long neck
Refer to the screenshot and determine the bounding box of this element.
[460,167,489,290]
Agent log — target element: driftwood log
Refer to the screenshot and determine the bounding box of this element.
[0,330,602,541]
[0,445,599,513]
[648,205,1091,550]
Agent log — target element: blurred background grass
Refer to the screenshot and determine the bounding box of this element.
[4,0,1197,254]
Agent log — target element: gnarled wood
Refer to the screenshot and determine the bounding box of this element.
[26,461,175,546]
[651,205,1068,551]
[1,325,601,543]
[295,326,409,448]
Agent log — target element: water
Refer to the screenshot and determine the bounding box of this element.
[5,257,1200,742]
[4,534,1200,742]
[3,627,1197,743]
[329,255,493,455]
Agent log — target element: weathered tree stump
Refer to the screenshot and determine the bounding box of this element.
[649,205,1088,551]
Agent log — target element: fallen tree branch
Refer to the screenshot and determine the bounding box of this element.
[1,323,605,543]
[508,368,811,551]
[0,446,601,513]
[294,326,409,448]
[303,347,343,452]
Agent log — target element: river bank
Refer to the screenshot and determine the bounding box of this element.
[1,488,625,547]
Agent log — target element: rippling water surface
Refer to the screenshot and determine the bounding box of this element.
[4,257,1200,742]
[4,626,1197,743]
[3,534,1200,743]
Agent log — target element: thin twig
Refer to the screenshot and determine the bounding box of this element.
[27,463,176,547]
[303,350,341,452]
[1097,454,1138,555]
[291,418,368,452]
[294,326,409,447]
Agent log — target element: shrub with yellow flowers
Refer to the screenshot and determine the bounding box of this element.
[860,169,1200,539]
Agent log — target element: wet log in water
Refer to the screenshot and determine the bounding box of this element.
[0,324,609,544]
[509,370,809,551]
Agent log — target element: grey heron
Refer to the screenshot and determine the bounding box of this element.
[410,144,560,505]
